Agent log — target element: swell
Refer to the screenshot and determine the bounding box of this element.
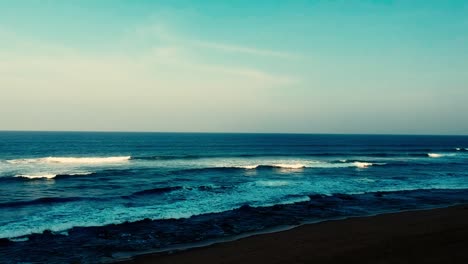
[13,172,94,180]
[0,184,229,209]
[0,197,90,208]
[127,186,184,197]
[131,155,203,160]
[174,161,387,174]
[6,156,131,165]
[130,149,465,161]
[0,169,136,182]
[3,151,463,167]
[1,153,458,183]
[126,184,231,198]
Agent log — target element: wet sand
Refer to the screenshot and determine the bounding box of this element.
[122,204,468,264]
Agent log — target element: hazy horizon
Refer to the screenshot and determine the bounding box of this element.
[1,130,468,137]
[1,1,467,135]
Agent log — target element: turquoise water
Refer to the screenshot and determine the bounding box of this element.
[1,132,468,239]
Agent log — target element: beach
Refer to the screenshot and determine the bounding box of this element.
[123,204,468,264]
[1,133,468,263]
[2,1,466,263]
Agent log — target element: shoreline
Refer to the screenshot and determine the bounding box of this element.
[3,189,468,263]
[121,204,468,264]
[110,203,458,262]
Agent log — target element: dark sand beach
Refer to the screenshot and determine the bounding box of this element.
[122,204,468,264]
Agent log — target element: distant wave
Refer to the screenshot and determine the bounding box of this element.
[7,156,131,165]
[15,174,57,180]
[8,151,461,166]
[235,163,306,170]
[176,161,385,173]
[14,172,93,180]
[130,153,407,160]
[5,149,464,166]
[127,149,465,161]
[352,162,374,168]
[131,155,203,161]
[2,169,145,182]
[427,153,457,158]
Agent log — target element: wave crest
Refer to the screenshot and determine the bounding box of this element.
[15,174,57,179]
[7,156,131,164]
[14,172,93,180]
[353,162,374,168]
[428,152,460,158]
[271,163,306,169]
[235,163,306,170]
[180,161,385,173]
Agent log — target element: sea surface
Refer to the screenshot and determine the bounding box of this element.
[1,132,468,262]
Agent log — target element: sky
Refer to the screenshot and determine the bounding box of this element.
[0,0,467,134]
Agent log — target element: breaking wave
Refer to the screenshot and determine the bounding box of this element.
[235,163,306,170]
[176,161,384,173]
[14,172,93,180]
[129,150,462,161]
[427,153,457,158]
[15,174,57,180]
[7,156,131,165]
[352,162,374,168]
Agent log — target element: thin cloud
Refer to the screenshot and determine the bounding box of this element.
[146,46,297,86]
[127,23,299,60]
[193,40,299,59]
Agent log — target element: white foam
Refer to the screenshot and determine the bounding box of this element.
[7,156,131,164]
[271,163,306,169]
[68,172,93,176]
[428,153,443,158]
[353,162,373,168]
[230,163,306,170]
[229,161,382,170]
[15,174,57,179]
[455,148,461,151]
[14,172,92,180]
[236,165,259,170]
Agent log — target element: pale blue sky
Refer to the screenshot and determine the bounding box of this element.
[0,0,467,134]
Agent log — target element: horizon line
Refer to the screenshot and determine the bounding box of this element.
[0,130,467,137]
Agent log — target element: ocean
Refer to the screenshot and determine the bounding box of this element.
[1,132,468,263]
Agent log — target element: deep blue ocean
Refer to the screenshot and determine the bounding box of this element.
[1,132,468,243]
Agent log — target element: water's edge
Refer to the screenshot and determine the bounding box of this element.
[2,188,468,264]
[110,201,468,263]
